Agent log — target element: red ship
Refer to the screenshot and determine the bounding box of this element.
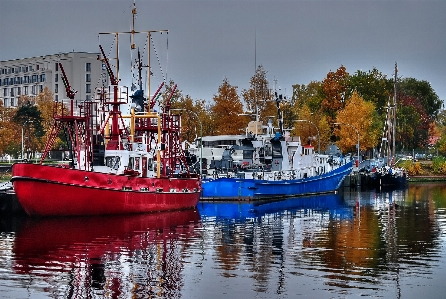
[11,6,201,216]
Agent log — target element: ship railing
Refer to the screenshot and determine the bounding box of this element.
[101,85,129,105]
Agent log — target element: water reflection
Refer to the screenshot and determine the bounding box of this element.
[4,209,201,298]
[1,184,446,298]
[192,185,445,298]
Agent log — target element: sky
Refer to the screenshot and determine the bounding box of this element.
[1,0,445,105]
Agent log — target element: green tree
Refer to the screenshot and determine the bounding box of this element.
[12,99,44,159]
[291,81,324,114]
[211,78,245,135]
[347,68,393,115]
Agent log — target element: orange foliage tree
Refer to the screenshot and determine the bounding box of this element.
[321,65,350,124]
[335,91,381,154]
[292,104,331,152]
[211,78,245,135]
[0,100,21,157]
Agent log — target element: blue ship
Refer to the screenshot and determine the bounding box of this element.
[200,129,352,200]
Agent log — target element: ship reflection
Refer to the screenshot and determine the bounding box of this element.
[12,209,201,298]
[198,193,353,221]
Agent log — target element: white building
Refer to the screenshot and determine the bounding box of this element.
[0,52,105,108]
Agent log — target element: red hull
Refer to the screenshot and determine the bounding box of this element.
[11,163,201,216]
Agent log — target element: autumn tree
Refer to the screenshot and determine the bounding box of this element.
[0,100,20,157]
[399,77,442,119]
[169,95,206,143]
[335,91,381,154]
[321,65,350,124]
[396,93,431,150]
[35,87,67,151]
[211,78,245,135]
[291,104,331,152]
[241,65,277,125]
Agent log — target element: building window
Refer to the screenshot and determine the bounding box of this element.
[24,86,28,95]
[55,84,58,93]
[86,73,91,82]
[24,76,29,83]
[32,75,38,83]
[86,63,91,72]
[39,85,43,93]
[55,63,59,71]
[55,73,58,82]
[0,79,1,86]
[17,87,21,95]
[55,94,58,101]
[86,84,91,93]
[86,95,91,101]
[32,85,37,95]
[40,74,45,82]
[3,88,7,96]
[10,88,14,97]
[36,65,40,70]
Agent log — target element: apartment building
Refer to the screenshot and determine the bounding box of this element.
[0,52,106,108]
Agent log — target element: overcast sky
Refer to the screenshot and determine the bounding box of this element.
[1,0,445,104]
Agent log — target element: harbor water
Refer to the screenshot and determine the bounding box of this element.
[1,183,445,298]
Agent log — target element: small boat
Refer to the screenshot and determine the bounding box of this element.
[197,93,353,200]
[11,5,201,216]
[372,165,408,187]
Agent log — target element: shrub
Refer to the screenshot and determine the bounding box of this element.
[432,156,446,174]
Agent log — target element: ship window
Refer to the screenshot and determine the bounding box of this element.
[148,158,154,171]
[272,142,282,158]
[128,157,134,170]
[134,157,140,170]
[264,144,272,156]
[243,150,253,159]
[106,156,120,170]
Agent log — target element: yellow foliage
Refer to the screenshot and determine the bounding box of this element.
[335,91,380,153]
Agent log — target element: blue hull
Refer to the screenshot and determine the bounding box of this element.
[201,161,352,200]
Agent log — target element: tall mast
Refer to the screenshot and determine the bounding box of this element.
[392,62,398,163]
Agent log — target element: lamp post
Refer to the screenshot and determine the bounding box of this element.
[334,122,360,167]
[171,109,202,177]
[295,119,320,153]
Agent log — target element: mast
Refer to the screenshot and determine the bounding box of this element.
[392,62,398,163]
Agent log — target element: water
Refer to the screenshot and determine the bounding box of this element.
[1,183,446,298]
